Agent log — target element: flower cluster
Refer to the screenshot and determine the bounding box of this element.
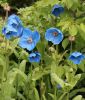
[2,4,85,64]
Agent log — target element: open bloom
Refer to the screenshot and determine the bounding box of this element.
[2,14,23,39]
[28,52,41,62]
[69,52,84,64]
[52,4,64,16]
[19,28,40,51]
[45,28,63,44]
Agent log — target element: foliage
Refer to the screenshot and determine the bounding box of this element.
[0,0,85,100]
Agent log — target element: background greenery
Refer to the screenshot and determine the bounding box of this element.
[0,0,85,100]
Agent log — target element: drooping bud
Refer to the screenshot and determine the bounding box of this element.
[4,3,11,11]
[68,36,75,42]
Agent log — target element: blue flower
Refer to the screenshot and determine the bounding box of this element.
[52,5,64,16]
[7,14,22,25]
[2,14,23,39]
[45,28,63,44]
[28,52,41,63]
[19,28,40,51]
[69,52,84,64]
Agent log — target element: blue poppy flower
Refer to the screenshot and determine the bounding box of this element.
[69,52,84,64]
[45,28,63,44]
[7,14,22,25]
[19,28,40,51]
[2,14,23,39]
[28,52,41,63]
[52,4,64,16]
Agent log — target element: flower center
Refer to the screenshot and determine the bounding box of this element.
[53,32,58,36]
[27,37,33,43]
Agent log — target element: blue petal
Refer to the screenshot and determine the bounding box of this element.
[16,25,23,37]
[19,39,28,49]
[27,42,36,51]
[71,52,82,57]
[8,14,22,24]
[20,28,32,39]
[5,31,16,39]
[52,5,64,16]
[72,58,81,64]
[52,32,63,44]
[69,53,84,64]
[29,53,36,57]
[45,28,56,41]
[36,52,41,56]
[29,57,34,62]
[32,31,40,43]
[7,24,17,32]
[2,27,8,35]
[7,19,18,25]
[28,52,41,62]
[34,56,40,62]
[45,28,63,44]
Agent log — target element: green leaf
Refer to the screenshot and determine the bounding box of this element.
[48,93,54,99]
[42,95,46,100]
[31,67,50,81]
[69,25,78,36]
[33,88,40,100]
[69,88,85,98]
[79,23,85,40]
[62,38,69,49]
[19,60,26,72]
[8,68,27,85]
[51,73,65,88]
[72,95,82,100]
[62,0,73,9]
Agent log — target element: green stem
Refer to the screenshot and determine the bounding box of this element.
[54,85,57,100]
[30,64,32,78]
[16,58,20,99]
[40,62,43,100]
[16,75,18,99]
[5,55,9,80]
[70,41,72,53]
[5,8,8,22]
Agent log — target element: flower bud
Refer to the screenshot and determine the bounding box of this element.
[4,3,11,11]
[48,47,55,52]
[68,36,75,42]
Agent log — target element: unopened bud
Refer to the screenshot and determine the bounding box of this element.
[48,47,55,52]
[68,36,75,42]
[4,3,11,11]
